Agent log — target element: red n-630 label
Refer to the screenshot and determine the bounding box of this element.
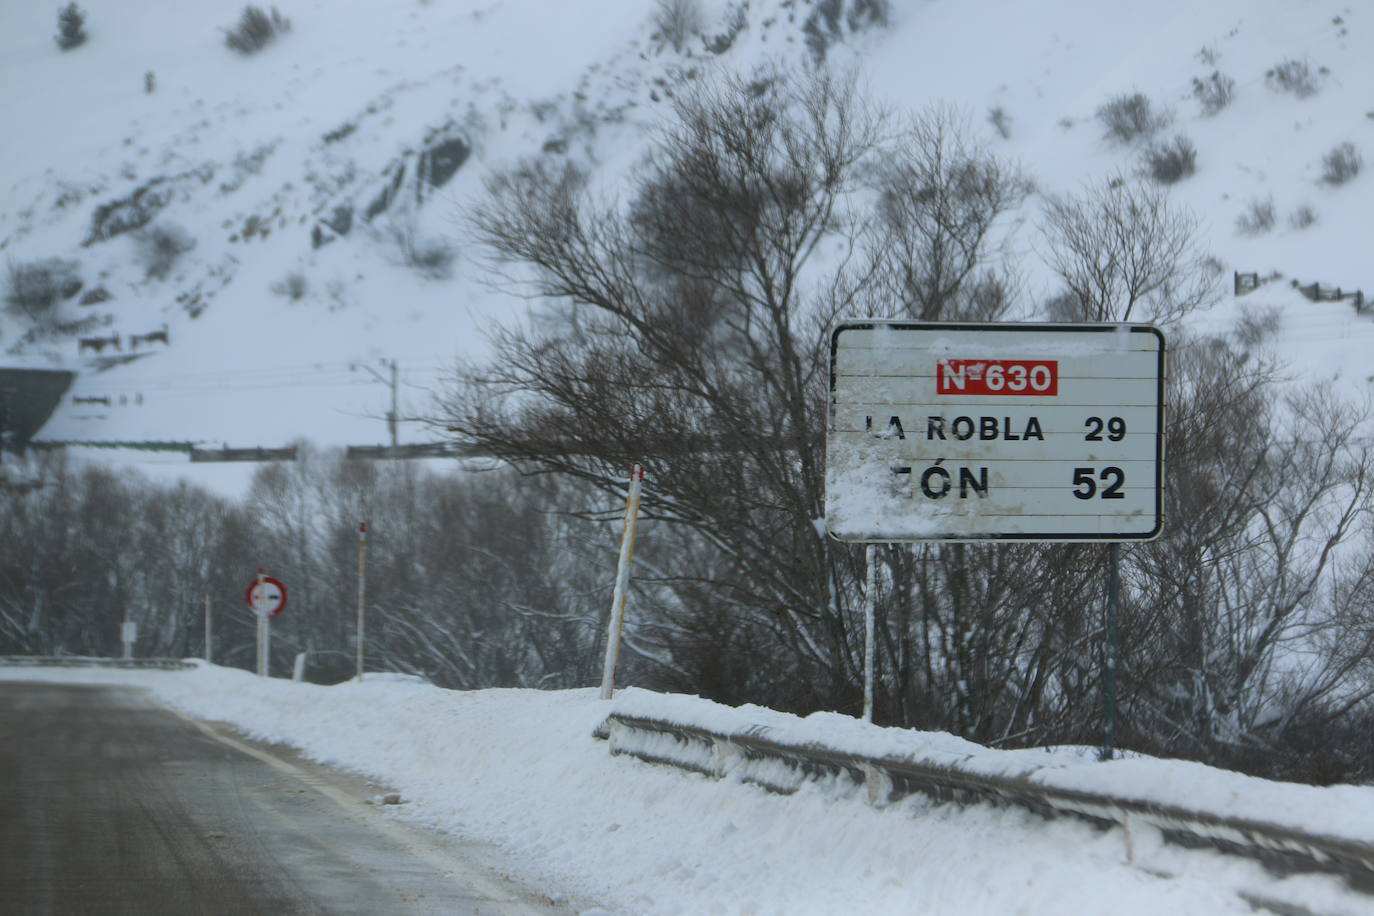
[936,359,1059,396]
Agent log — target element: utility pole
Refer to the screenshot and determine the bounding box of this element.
[388,359,398,455]
[0,388,14,458]
[352,359,400,455]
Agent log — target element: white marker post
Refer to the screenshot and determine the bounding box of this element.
[256,567,268,677]
[356,522,367,681]
[204,593,212,663]
[120,620,137,660]
[599,465,646,700]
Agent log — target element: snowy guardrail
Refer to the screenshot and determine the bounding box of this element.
[0,656,196,671]
[594,691,1374,894]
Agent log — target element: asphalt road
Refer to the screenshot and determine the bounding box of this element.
[0,681,584,915]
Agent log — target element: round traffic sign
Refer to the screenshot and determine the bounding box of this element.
[245,575,288,617]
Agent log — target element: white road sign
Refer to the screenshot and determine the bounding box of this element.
[826,321,1165,542]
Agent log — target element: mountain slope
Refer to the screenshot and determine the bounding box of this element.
[2,0,1371,492]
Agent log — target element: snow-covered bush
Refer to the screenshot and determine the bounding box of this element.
[1266,58,1322,98]
[55,3,87,51]
[224,5,291,56]
[1142,134,1197,184]
[1095,92,1170,144]
[1191,71,1234,116]
[1320,142,1362,185]
[1235,197,1276,235]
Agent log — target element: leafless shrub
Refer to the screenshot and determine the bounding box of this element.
[1143,134,1197,184]
[379,212,455,280]
[1289,204,1318,229]
[1191,71,1235,116]
[803,0,889,63]
[271,271,308,301]
[1096,92,1170,144]
[5,259,82,321]
[1042,289,1086,323]
[1235,197,1276,235]
[1266,58,1321,98]
[224,5,291,55]
[987,106,1011,139]
[652,0,703,53]
[702,2,747,54]
[1321,142,1362,185]
[136,223,195,280]
[1234,305,1282,351]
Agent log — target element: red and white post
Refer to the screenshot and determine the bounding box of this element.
[863,544,876,723]
[599,465,645,700]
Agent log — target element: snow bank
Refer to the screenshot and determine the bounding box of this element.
[5,664,1368,914]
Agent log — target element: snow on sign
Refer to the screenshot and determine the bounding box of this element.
[826,321,1166,542]
[245,576,288,617]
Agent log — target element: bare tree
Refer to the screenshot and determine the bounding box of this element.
[445,71,1043,717]
[866,105,1029,321]
[1038,177,1217,324]
[1126,331,1374,770]
[451,70,887,706]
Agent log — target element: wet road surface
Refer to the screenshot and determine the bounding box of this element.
[0,681,582,915]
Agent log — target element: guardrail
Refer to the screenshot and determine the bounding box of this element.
[0,656,196,670]
[595,712,1374,895]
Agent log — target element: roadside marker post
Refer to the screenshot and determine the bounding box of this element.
[599,465,646,700]
[356,522,367,682]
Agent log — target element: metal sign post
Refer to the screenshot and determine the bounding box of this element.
[826,321,1166,742]
[246,570,287,678]
[1103,542,1122,760]
[256,569,267,677]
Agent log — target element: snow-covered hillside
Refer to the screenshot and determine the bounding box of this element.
[2,0,1371,494]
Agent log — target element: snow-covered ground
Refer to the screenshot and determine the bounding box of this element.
[5,663,1369,915]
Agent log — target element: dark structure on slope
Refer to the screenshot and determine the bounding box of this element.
[0,368,76,454]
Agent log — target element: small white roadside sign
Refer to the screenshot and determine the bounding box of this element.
[826,321,1166,542]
